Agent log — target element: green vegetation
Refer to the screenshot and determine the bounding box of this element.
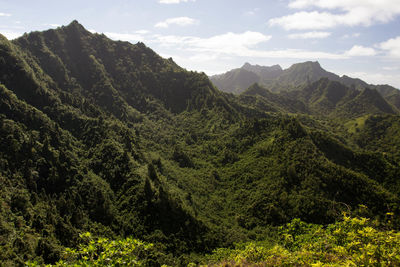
[27,233,168,266]
[25,214,400,266]
[0,21,400,266]
[207,213,400,266]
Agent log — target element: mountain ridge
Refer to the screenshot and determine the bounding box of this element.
[210,62,400,110]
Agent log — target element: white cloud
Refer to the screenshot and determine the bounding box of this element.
[87,28,383,61]
[244,11,256,16]
[0,13,11,17]
[88,29,147,42]
[347,71,400,88]
[152,31,272,56]
[288,31,331,39]
[269,11,339,30]
[243,8,260,16]
[158,0,195,4]
[43,23,61,28]
[379,36,400,58]
[104,32,145,42]
[150,31,352,60]
[251,49,347,59]
[345,45,377,56]
[155,17,198,28]
[189,53,219,62]
[1,30,22,40]
[288,0,400,12]
[269,0,400,30]
[342,32,360,39]
[382,66,398,71]
[135,30,149,34]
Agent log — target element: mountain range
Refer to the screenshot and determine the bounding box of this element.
[1,21,400,266]
[210,61,400,110]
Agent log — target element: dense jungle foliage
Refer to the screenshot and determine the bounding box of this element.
[1,21,400,266]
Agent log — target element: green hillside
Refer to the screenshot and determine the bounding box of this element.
[1,21,400,266]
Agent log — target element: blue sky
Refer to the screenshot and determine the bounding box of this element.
[1,0,400,88]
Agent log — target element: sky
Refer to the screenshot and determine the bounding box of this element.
[0,0,400,88]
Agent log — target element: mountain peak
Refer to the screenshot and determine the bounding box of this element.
[243,62,252,68]
[62,20,89,35]
[241,62,283,78]
[241,62,282,71]
[276,61,341,86]
[290,61,321,70]
[67,20,84,28]
[311,60,320,66]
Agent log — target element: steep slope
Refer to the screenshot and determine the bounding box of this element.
[275,61,341,87]
[13,21,222,115]
[386,93,400,109]
[341,76,400,109]
[349,114,400,157]
[340,74,369,89]
[375,85,400,109]
[335,87,398,118]
[283,78,355,115]
[239,83,308,114]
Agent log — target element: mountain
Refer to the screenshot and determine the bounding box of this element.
[210,62,283,94]
[210,62,400,107]
[210,61,340,93]
[210,67,261,94]
[280,78,398,117]
[334,87,398,118]
[12,20,222,115]
[239,83,308,114]
[242,62,283,80]
[238,78,398,118]
[275,61,341,87]
[1,21,400,265]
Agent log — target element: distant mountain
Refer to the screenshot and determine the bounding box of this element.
[210,67,260,94]
[275,61,341,87]
[210,62,283,94]
[210,62,400,108]
[242,62,283,80]
[210,61,340,94]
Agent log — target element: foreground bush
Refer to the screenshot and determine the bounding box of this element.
[207,214,400,266]
[26,215,400,266]
[27,232,160,266]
